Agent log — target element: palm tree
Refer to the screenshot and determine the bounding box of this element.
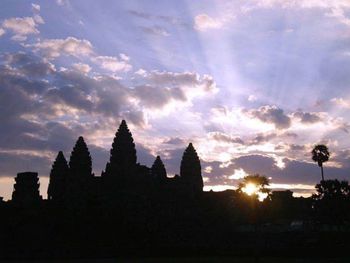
[311,144,330,182]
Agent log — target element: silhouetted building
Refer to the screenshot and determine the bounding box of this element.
[180,143,203,193]
[151,156,167,183]
[12,172,42,205]
[66,136,93,204]
[47,151,69,202]
[102,120,138,194]
[28,120,205,206]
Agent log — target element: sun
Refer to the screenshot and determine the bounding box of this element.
[241,182,268,201]
[242,183,258,196]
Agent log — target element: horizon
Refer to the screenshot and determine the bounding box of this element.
[1,0,350,200]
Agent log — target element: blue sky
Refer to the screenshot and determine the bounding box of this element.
[1,0,350,199]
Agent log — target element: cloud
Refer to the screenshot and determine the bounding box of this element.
[331,97,350,108]
[92,55,132,72]
[31,3,40,12]
[292,111,323,124]
[0,28,5,37]
[29,37,94,59]
[2,16,43,41]
[135,68,147,77]
[132,85,186,109]
[194,14,223,31]
[209,132,245,145]
[146,71,217,93]
[131,71,217,111]
[72,63,91,74]
[140,26,170,37]
[128,10,187,27]
[163,137,185,145]
[248,95,257,102]
[249,132,277,145]
[28,37,132,73]
[243,105,291,129]
[56,0,70,7]
[289,144,306,151]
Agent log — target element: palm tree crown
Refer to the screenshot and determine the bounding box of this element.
[311,144,330,181]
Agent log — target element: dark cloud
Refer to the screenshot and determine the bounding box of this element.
[140,26,170,37]
[289,144,306,151]
[0,152,51,177]
[201,153,350,187]
[292,111,322,124]
[243,105,291,129]
[132,85,185,108]
[247,131,298,146]
[163,137,185,145]
[0,51,216,179]
[249,132,277,145]
[209,132,245,145]
[128,10,188,27]
[128,10,152,19]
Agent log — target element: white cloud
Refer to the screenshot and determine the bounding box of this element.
[120,53,130,61]
[228,168,248,180]
[331,97,350,108]
[2,17,40,40]
[33,15,44,24]
[56,0,70,7]
[31,3,40,12]
[250,0,350,9]
[93,55,132,72]
[72,63,91,74]
[135,68,147,77]
[11,35,28,42]
[29,37,94,59]
[245,0,350,26]
[0,28,5,37]
[248,95,257,102]
[194,14,223,31]
[203,185,236,192]
[27,36,133,73]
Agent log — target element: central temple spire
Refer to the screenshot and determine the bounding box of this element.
[102,120,137,191]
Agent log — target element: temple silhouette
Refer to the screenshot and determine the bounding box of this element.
[1,120,350,260]
[10,120,204,207]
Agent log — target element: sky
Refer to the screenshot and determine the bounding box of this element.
[1,0,350,200]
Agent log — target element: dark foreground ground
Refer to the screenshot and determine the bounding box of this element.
[1,196,349,261]
[1,257,350,263]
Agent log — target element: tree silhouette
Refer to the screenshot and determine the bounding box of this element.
[180,143,203,193]
[67,136,92,203]
[311,144,330,182]
[103,120,137,181]
[151,156,167,182]
[312,179,350,223]
[237,174,270,261]
[313,179,350,200]
[47,151,69,202]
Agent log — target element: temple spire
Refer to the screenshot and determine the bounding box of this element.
[103,120,137,179]
[47,151,69,202]
[151,156,167,182]
[66,136,92,203]
[180,143,203,193]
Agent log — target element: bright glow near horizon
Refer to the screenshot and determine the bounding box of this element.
[242,183,258,196]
